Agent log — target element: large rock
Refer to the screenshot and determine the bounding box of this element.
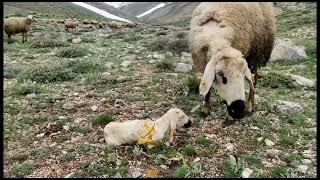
[275,100,302,112]
[270,38,307,62]
[175,63,192,73]
[288,74,316,88]
[180,52,193,65]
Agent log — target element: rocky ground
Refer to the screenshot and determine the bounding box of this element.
[3,3,317,178]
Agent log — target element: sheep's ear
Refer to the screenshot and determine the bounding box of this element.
[168,111,179,143]
[199,58,216,97]
[242,59,252,82]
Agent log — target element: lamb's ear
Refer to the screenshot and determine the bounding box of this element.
[199,57,216,97]
[168,111,179,143]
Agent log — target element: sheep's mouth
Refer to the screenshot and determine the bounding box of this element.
[183,121,192,128]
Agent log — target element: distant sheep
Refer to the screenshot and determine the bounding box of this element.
[4,15,36,43]
[64,21,78,32]
[189,2,276,119]
[82,19,90,24]
[56,19,65,24]
[108,21,122,29]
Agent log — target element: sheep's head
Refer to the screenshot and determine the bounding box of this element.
[26,15,36,23]
[200,47,253,119]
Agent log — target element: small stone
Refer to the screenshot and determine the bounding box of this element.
[266,149,280,156]
[193,157,200,162]
[36,133,45,138]
[265,139,275,147]
[250,126,259,130]
[226,143,234,152]
[90,105,98,112]
[75,118,83,124]
[61,150,67,154]
[116,159,121,166]
[63,124,70,131]
[116,76,128,82]
[257,137,263,142]
[302,159,312,165]
[160,165,168,170]
[72,37,82,44]
[99,138,105,143]
[26,93,37,99]
[114,99,125,108]
[229,155,237,166]
[73,92,79,96]
[64,172,75,178]
[49,142,57,147]
[191,104,200,113]
[62,102,74,110]
[241,168,253,178]
[297,165,308,174]
[132,170,142,178]
[58,116,67,120]
[121,60,131,68]
[105,62,114,69]
[102,72,111,76]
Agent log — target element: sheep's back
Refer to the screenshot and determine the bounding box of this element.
[190,2,276,71]
[4,17,29,34]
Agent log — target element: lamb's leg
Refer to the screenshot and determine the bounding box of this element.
[201,88,211,116]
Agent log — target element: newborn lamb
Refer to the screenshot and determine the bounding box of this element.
[104,108,192,147]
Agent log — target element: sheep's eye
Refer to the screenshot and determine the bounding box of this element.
[217,71,227,84]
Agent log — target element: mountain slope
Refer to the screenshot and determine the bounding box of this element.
[119,2,165,17]
[86,2,139,22]
[141,2,200,24]
[3,2,125,21]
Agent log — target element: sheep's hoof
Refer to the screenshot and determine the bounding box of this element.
[200,106,211,117]
[245,102,253,113]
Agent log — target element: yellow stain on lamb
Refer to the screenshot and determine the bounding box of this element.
[138,122,157,145]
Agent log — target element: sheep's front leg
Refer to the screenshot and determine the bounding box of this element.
[22,33,25,43]
[8,34,11,43]
[201,88,211,116]
[245,74,255,113]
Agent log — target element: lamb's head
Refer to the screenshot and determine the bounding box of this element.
[166,108,191,129]
[199,47,253,119]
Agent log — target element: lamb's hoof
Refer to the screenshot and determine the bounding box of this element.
[245,102,253,113]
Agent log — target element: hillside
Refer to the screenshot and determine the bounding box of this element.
[3,2,126,21]
[86,2,139,22]
[119,2,165,17]
[3,2,316,178]
[141,2,200,25]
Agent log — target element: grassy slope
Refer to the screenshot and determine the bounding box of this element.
[3,2,316,178]
[4,2,111,21]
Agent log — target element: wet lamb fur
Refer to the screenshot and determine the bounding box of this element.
[189,2,276,117]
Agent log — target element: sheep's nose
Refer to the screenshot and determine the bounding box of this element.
[183,121,192,128]
[227,100,245,119]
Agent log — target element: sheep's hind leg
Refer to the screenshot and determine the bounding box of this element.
[201,88,212,117]
[8,34,11,44]
[22,33,25,43]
